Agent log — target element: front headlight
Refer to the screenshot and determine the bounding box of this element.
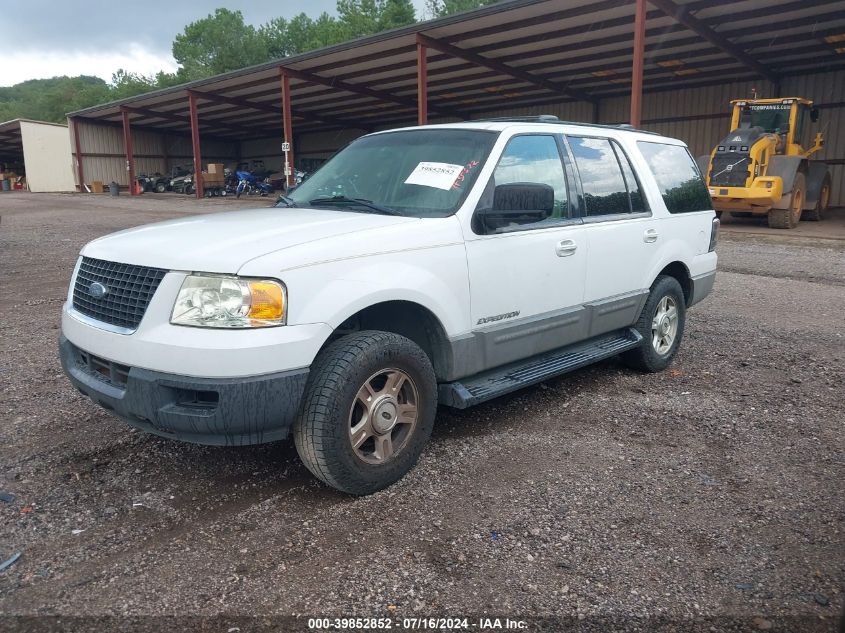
[170,275,286,328]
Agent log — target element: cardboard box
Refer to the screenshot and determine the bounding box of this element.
[91,181,104,193]
[201,171,225,185]
[207,163,225,175]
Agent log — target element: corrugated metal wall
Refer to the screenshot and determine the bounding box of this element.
[71,69,844,204]
[71,120,237,187]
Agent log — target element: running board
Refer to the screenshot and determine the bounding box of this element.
[439,327,643,409]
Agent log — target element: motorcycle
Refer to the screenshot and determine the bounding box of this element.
[235,170,274,198]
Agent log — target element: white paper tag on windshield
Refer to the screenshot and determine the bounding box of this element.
[404,162,465,190]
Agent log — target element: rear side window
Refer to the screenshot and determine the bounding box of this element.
[567,136,645,216]
[637,141,712,213]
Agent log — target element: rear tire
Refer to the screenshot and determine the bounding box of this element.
[803,172,831,222]
[768,172,805,229]
[294,331,437,495]
[155,182,167,194]
[622,275,686,373]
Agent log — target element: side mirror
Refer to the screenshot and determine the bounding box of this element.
[810,107,820,123]
[476,182,555,232]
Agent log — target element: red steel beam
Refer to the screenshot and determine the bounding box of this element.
[417,33,596,105]
[281,69,295,189]
[71,117,85,193]
[120,108,137,196]
[630,0,646,127]
[188,88,367,131]
[417,41,428,125]
[281,65,465,119]
[188,92,203,199]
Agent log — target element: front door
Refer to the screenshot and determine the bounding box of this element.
[463,134,588,370]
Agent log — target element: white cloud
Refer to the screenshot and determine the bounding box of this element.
[1,43,178,87]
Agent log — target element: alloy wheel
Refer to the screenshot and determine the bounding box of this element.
[651,296,679,355]
[348,368,418,465]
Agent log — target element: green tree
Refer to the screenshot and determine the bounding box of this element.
[426,0,498,18]
[0,76,110,123]
[260,12,343,58]
[378,0,417,30]
[172,8,269,81]
[109,70,159,100]
[337,0,416,38]
[260,1,414,60]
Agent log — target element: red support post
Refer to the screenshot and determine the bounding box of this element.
[280,68,295,189]
[417,40,428,125]
[630,0,647,127]
[71,117,85,192]
[120,108,136,196]
[188,92,203,199]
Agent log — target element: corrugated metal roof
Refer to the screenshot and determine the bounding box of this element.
[67,0,845,141]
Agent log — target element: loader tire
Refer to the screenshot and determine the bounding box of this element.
[768,172,805,229]
[803,172,831,222]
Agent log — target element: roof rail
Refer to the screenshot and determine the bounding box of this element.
[475,115,560,123]
[470,115,660,135]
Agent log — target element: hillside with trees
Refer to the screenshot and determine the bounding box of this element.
[0,0,497,124]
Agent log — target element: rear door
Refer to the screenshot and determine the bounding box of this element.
[463,133,589,370]
[564,135,657,336]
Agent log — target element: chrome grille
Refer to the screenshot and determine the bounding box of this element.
[72,257,167,331]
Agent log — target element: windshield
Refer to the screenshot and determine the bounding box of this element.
[285,129,498,217]
[741,104,791,134]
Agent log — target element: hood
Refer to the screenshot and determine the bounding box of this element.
[81,207,417,273]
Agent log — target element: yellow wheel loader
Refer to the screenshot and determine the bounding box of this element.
[698,97,832,229]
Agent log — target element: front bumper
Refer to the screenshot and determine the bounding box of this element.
[708,177,783,212]
[60,336,308,446]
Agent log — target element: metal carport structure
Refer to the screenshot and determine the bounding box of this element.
[0,119,77,192]
[67,0,845,200]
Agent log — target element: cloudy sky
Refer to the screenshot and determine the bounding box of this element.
[0,0,428,87]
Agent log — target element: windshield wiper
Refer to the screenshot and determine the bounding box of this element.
[275,195,297,208]
[308,196,403,216]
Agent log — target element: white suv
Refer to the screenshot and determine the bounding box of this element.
[60,117,718,495]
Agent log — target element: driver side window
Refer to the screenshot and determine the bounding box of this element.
[474,134,570,233]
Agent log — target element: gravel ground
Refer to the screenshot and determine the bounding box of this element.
[0,193,843,632]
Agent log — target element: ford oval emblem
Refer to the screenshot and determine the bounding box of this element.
[88,282,108,299]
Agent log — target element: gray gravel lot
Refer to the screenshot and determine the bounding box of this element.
[0,193,843,632]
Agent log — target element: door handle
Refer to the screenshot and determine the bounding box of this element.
[644,228,659,243]
[556,239,577,257]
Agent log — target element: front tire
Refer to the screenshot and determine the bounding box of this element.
[294,331,437,495]
[623,275,686,373]
[803,172,831,222]
[769,172,805,229]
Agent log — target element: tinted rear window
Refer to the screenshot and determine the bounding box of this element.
[637,141,712,213]
[568,136,647,216]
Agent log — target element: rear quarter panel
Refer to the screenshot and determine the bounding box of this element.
[619,134,718,286]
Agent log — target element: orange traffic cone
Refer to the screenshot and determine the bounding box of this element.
[134,181,143,195]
